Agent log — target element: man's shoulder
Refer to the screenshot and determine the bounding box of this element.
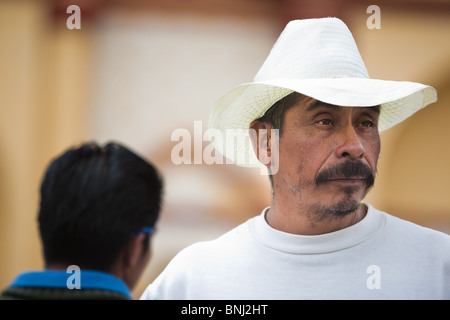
[140,216,260,299]
[383,210,448,235]
[374,206,450,249]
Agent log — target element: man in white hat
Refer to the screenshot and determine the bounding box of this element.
[141,17,450,300]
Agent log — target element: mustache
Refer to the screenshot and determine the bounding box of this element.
[315,161,375,189]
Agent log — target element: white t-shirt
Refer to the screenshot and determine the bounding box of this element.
[140,204,450,300]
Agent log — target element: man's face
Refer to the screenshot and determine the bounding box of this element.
[273,98,381,220]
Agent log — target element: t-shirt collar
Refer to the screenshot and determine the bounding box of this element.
[250,203,385,254]
[8,269,132,299]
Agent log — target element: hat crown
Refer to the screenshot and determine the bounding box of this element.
[254,18,369,81]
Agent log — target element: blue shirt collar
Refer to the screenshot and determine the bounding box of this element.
[9,269,132,299]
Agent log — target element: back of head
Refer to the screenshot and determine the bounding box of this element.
[38,141,163,272]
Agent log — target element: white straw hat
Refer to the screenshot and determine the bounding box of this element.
[208,17,437,168]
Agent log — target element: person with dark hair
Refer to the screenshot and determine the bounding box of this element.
[141,18,450,300]
[1,141,163,300]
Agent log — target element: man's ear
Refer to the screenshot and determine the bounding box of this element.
[249,120,272,167]
[119,232,152,291]
[124,233,147,268]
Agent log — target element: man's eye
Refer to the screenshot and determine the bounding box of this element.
[360,120,374,128]
[317,119,333,126]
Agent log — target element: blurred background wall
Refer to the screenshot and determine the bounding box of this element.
[0,0,449,299]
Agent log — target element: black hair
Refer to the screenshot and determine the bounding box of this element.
[38,141,163,272]
[256,92,306,135]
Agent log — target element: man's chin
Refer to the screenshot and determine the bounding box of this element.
[310,197,362,221]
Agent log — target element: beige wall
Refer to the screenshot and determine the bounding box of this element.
[0,0,49,287]
[0,1,449,299]
[0,0,92,287]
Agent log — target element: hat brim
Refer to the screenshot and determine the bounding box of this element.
[208,78,437,168]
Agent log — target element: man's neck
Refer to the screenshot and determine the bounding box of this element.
[266,201,367,235]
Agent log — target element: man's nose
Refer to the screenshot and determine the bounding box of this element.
[335,125,365,160]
